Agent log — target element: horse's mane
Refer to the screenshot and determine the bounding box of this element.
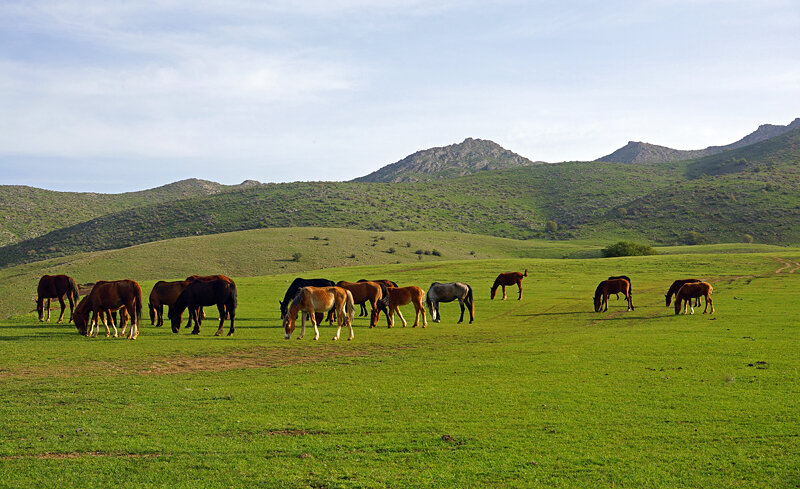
[290,288,306,307]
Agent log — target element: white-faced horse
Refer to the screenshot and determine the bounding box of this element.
[425,282,474,324]
[283,286,355,341]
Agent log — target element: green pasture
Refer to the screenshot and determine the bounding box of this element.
[1,249,799,488]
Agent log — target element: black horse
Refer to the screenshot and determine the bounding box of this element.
[279,278,336,319]
[170,277,237,336]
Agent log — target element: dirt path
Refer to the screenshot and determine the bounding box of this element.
[773,256,800,274]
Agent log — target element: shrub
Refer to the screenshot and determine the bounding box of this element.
[387,247,396,254]
[601,241,657,257]
[743,234,754,244]
[291,252,302,262]
[545,220,558,233]
[683,231,706,245]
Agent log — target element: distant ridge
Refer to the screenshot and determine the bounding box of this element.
[353,137,540,182]
[597,117,800,164]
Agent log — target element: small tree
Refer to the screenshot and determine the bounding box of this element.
[743,233,754,244]
[291,252,302,262]
[601,241,657,257]
[545,220,558,233]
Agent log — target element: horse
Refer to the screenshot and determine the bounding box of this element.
[73,279,142,339]
[674,282,714,315]
[283,286,355,341]
[665,279,702,307]
[148,279,193,327]
[357,279,398,316]
[279,278,336,319]
[593,278,633,312]
[336,281,385,328]
[376,285,427,328]
[426,282,474,324]
[607,275,632,300]
[169,276,237,336]
[490,269,527,300]
[36,274,80,323]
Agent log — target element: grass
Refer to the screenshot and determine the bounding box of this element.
[1,249,799,487]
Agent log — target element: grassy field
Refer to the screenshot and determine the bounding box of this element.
[1,249,799,487]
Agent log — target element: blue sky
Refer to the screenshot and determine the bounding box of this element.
[1,0,798,191]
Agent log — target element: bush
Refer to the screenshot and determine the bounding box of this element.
[683,231,706,245]
[601,241,657,257]
[291,252,302,262]
[545,220,558,233]
[743,234,754,244]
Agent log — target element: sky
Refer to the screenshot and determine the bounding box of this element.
[0,0,798,192]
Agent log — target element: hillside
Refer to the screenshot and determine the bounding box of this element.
[597,117,800,164]
[353,137,540,182]
[0,178,257,246]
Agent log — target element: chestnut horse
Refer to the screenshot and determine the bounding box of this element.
[169,276,237,336]
[279,278,336,319]
[73,279,142,339]
[283,286,355,341]
[593,278,634,312]
[336,280,385,328]
[148,279,193,327]
[376,285,427,328]
[426,282,474,324]
[36,274,80,323]
[665,279,702,307]
[357,279,398,316]
[490,269,527,300]
[674,282,714,315]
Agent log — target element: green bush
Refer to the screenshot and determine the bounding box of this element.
[601,241,657,257]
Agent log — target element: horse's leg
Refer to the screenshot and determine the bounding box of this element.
[518,282,522,300]
[708,296,714,314]
[396,306,408,327]
[67,294,75,323]
[457,299,465,324]
[369,301,379,329]
[359,302,367,317]
[227,305,235,336]
[502,285,507,300]
[45,299,51,321]
[214,304,225,336]
[626,291,633,312]
[56,296,66,323]
[91,311,101,337]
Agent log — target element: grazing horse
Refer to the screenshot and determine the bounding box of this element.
[148,279,193,327]
[490,269,527,300]
[169,277,237,336]
[36,274,80,323]
[73,279,142,339]
[607,275,632,300]
[283,286,355,341]
[376,285,427,328]
[336,281,385,328]
[279,278,336,319]
[665,279,702,307]
[593,278,634,312]
[674,282,714,315]
[426,282,474,324]
[357,279,398,316]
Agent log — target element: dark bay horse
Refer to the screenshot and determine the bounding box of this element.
[357,279,398,316]
[593,278,633,312]
[283,286,355,341]
[665,279,702,307]
[607,275,632,300]
[426,282,474,324]
[73,279,142,339]
[279,278,335,319]
[490,269,527,300]
[376,285,427,328]
[37,274,80,323]
[675,282,714,315]
[169,277,237,336]
[149,279,193,327]
[336,281,385,328]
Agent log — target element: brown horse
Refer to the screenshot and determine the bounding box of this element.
[73,279,143,339]
[357,279,398,316]
[490,269,527,300]
[336,280,385,328]
[593,278,634,312]
[665,279,702,307]
[674,282,714,315]
[148,279,193,327]
[376,286,427,328]
[169,276,237,336]
[36,274,80,323]
[283,286,355,341]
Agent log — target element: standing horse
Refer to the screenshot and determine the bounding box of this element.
[283,286,355,341]
[674,282,714,315]
[376,285,427,328]
[357,279,398,316]
[36,274,80,323]
[593,278,634,312]
[426,282,474,324]
[73,279,142,339]
[279,278,336,319]
[490,269,527,300]
[148,279,193,327]
[336,280,385,328]
[169,277,237,336]
[665,279,702,307]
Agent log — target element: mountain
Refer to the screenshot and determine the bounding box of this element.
[597,117,800,164]
[353,137,540,182]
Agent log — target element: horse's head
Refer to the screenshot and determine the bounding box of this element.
[279,300,287,320]
[490,287,496,300]
[593,293,602,312]
[72,298,90,335]
[665,294,672,307]
[283,313,297,339]
[168,308,182,333]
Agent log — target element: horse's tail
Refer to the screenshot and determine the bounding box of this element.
[69,276,80,301]
[134,282,143,325]
[148,301,156,325]
[345,290,355,324]
[523,269,528,277]
[228,282,238,318]
[377,283,390,313]
[425,286,433,316]
[466,284,474,314]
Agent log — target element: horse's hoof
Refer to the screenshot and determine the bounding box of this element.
[227,332,234,336]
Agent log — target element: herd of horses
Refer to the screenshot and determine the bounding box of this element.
[34,269,714,341]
